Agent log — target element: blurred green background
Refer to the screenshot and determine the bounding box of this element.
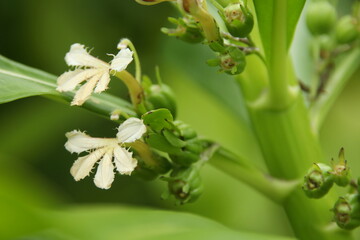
[0,0,360,239]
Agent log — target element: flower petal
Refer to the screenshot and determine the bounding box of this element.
[110,48,133,72]
[113,146,137,175]
[70,148,107,181]
[57,69,83,86]
[94,72,111,93]
[65,43,109,69]
[57,68,100,92]
[94,150,115,189]
[65,130,117,153]
[116,118,147,143]
[71,73,102,106]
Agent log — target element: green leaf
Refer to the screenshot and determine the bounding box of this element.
[142,108,174,132]
[0,55,136,118]
[48,206,296,240]
[145,133,182,154]
[253,0,305,61]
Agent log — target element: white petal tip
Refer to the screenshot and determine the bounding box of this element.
[110,48,133,72]
[116,118,147,143]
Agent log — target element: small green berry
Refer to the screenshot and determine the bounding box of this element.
[335,16,359,44]
[306,1,337,36]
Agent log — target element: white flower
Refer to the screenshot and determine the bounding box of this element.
[57,43,133,106]
[65,118,146,189]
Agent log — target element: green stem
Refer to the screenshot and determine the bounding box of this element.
[310,47,360,132]
[183,0,220,42]
[208,145,299,203]
[118,38,142,82]
[114,70,146,113]
[267,0,294,108]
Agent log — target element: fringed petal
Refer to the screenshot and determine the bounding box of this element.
[65,130,117,153]
[113,146,137,175]
[110,48,133,72]
[94,150,115,189]
[70,148,107,181]
[65,43,108,69]
[116,118,147,143]
[56,68,99,92]
[94,72,111,93]
[71,73,101,106]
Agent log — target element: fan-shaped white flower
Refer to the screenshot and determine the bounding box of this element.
[65,117,146,189]
[57,43,133,106]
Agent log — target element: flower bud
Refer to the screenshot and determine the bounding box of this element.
[174,120,197,140]
[335,15,359,44]
[302,163,334,198]
[306,1,337,36]
[161,17,204,44]
[333,194,360,230]
[164,166,203,204]
[170,151,199,166]
[219,2,254,37]
[146,83,177,118]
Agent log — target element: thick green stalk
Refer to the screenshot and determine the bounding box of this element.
[252,101,353,239]
[235,0,354,238]
[248,95,353,239]
[267,0,294,108]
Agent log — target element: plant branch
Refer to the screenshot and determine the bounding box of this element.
[207,144,299,203]
[310,47,360,132]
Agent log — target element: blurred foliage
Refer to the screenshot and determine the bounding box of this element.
[0,0,360,239]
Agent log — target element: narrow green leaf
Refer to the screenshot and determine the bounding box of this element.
[49,206,296,240]
[0,55,136,118]
[253,0,305,61]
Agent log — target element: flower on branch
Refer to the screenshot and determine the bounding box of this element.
[64,117,147,189]
[56,43,133,106]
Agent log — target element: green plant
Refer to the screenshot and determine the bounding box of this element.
[1,0,360,239]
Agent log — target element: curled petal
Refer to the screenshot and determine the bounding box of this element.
[71,73,102,106]
[94,151,115,189]
[110,48,133,72]
[113,146,137,175]
[65,130,117,153]
[117,118,147,143]
[70,148,107,181]
[56,68,99,92]
[65,43,109,69]
[94,72,111,93]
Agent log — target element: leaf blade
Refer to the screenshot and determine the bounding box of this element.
[0,55,136,117]
[253,0,305,61]
[49,206,296,240]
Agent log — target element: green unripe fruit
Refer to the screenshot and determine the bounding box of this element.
[146,84,177,118]
[167,167,203,204]
[306,1,337,36]
[220,3,254,38]
[219,47,246,75]
[333,194,360,230]
[335,16,359,44]
[331,147,351,187]
[302,163,334,198]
